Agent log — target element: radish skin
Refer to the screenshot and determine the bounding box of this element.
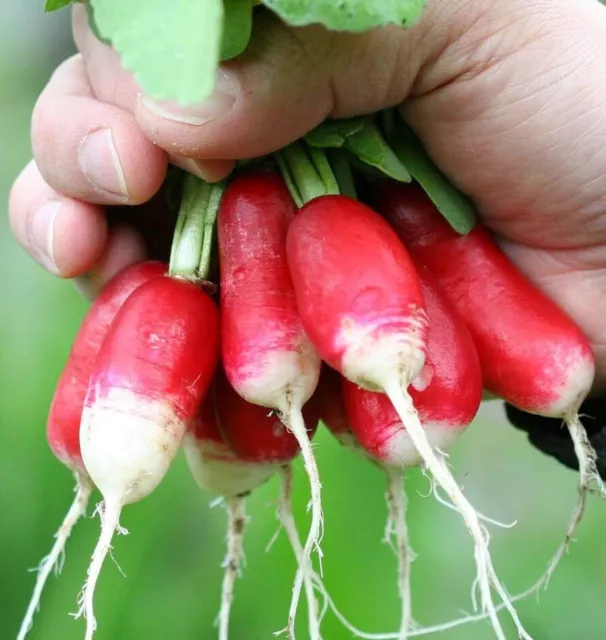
[218,171,322,637]
[18,261,165,640]
[377,181,602,589]
[287,196,530,640]
[78,276,219,639]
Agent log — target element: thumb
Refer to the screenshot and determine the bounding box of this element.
[77,7,447,161]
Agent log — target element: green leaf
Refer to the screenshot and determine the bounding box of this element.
[221,0,254,61]
[90,0,223,106]
[262,0,427,32]
[306,117,411,182]
[393,121,477,235]
[45,0,77,11]
[85,2,112,46]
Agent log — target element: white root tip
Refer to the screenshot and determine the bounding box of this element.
[277,465,322,640]
[279,403,324,638]
[217,497,247,640]
[529,413,605,592]
[17,476,92,640]
[383,380,531,640]
[76,500,124,640]
[384,469,414,640]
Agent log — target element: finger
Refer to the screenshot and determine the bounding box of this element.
[9,160,108,278]
[31,53,168,206]
[74,225,148,300]
[74,6,432,160]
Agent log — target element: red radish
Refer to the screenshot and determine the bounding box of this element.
[17,261,165,640]
[183,366,322,640]
[218,170,323,636]
[78,276,219,639]
[376,181,602,588]
[286,195,531,640]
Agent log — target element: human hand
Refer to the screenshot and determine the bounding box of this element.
[9,0,606,388]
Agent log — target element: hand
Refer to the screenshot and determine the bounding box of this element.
[9,0,606,388]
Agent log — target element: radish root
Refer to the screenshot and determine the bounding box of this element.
[384,468,415,639]
[217,496,247,640]
[529,412,606,592]
[279,399,324,638]
[76,500,126,640]
[18,474,93,640]
[277,464,322,640]
[383,378,531,640]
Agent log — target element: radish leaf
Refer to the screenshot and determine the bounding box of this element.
[221,0,254,61]
[393,121,476,234]
[306,118,411,182]
[45,0,77,11]
[90,0,223,105]
[262,0,427,31]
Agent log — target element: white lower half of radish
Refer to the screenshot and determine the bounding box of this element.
[183,433,276,498]
[80,388,187,505]
[539,350,595,417]
[230,342,321,410]
[339,316,427,393]
[379,421,462,468]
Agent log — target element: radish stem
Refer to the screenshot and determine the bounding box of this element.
[18,475,93,640]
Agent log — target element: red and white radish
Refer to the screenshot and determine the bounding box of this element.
[78,275,219,639]
[17,261,165,640]
[183,365,322,640]
[376,181,602,587]
[218,170,323,636]
[286,194,531,640]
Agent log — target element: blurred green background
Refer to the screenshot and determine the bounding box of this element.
[1,5,605,640]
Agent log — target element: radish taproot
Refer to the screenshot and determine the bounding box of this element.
[77,176,223,639]
[376,180,602,588]
[17,260,166,640]
[217,170,323,636]
[183,365,322,640]
[286,194,531,640]
[342,262,483,639]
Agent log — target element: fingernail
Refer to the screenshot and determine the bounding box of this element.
[74,270,102,301]
[31,201,61,274]
[79,128,129,198]
[170,157,234,182]
[140,71,236,125]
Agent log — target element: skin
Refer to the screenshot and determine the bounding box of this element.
[8,0,606,389]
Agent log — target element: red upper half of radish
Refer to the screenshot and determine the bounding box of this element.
[47,261,166,472]
[286,195,428,391]
[375,182,594,417]
[80,276,219,505]
[214,365,320,464]
[343,261,483,468]
[218,170,320,410]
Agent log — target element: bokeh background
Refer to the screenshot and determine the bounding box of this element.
[1,5,605,640]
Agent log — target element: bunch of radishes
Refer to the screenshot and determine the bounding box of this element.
[17,116,605,640]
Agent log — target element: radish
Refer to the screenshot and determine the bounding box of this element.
[183,365,322,640]
[17,260,166,640]
[286,194,531,640]
[376,180,602,589]
[217,169,323,636]
[77,175,222,639]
